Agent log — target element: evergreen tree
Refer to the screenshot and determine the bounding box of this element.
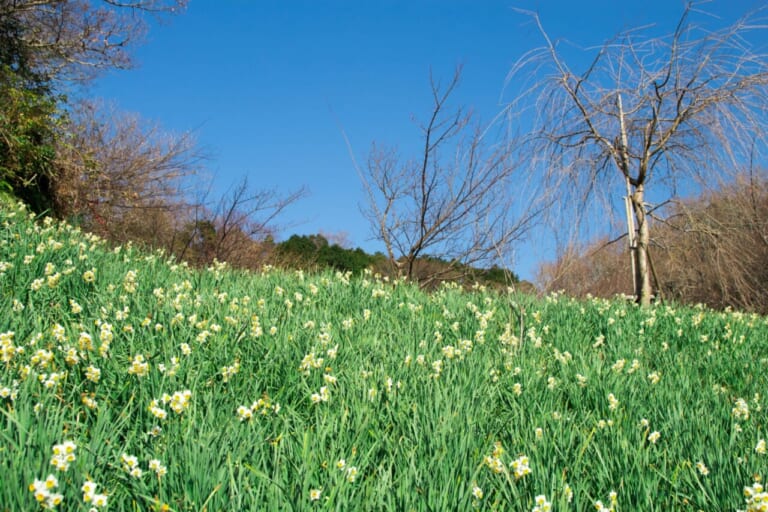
[0,12,59,212]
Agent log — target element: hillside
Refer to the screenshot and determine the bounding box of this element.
[1,202,768,511]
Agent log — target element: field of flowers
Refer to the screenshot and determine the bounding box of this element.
[1,201,768,511]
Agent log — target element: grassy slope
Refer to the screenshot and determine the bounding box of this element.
[1,202,767,511]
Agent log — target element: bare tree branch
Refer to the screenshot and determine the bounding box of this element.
[1,0,187,84]
[52,99,201,243]
[508,2,768,305]
[359,66,545,286]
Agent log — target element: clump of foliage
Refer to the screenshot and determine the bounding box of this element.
[276,234,380,274]
[0,13,59,212]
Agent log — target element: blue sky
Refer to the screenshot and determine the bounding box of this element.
[90,0,762,281]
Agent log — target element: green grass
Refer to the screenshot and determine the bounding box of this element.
[1,201,768,511]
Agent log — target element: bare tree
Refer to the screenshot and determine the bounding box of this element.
[53,100,201,242]
[535,237,631,298]
[535,171,768,313]
[358,66,542,287]
[319,230,352,249]
[657,170,768,312]
[178,176,306,268]
[0,0,187,84]
[0,0,187,212]
[507,3,768,305]
[54,101,305,267]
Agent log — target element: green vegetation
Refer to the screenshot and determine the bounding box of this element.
[274,234,518,288]
[0,19,60,214]
[276,234,381,274]
[2,202,768,511]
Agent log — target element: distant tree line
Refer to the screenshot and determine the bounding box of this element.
[276,234,379,274]
[274,234,520,289]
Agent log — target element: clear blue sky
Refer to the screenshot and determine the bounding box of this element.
[90,0,762,281]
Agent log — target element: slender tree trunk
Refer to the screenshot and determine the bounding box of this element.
[406,254,416,281]
[631,185,653,305]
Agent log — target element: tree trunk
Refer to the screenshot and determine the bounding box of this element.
[631,185,653,306]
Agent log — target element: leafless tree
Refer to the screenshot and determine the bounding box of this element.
[54,101,305,267]
[507,2,768,305]
[319,230,352,249]
[358,66,543,287]
[53,100,201,242]
[535,238,631,298]
[0,1,188,214]
[0,0,186,84]
[657,170,768,312]
[178,176,306,268]
[535,170,768,313]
